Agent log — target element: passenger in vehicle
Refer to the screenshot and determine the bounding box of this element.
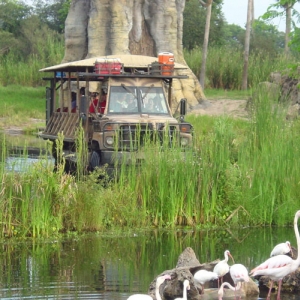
[89,89,107,114]
[143,97,158,113]
[89,92,99,113]
[108,93,124,113]
[98,88,107,113]
[123,94,138,112]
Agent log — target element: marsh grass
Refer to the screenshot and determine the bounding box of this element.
[2,91,300,238]
[2,78,300,236]
[184,46,296,89]
[0,31,64,87]
[0,85,45,131]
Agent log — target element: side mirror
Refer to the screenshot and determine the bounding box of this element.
[180,98,186,117]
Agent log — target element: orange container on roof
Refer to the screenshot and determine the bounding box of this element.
[158,52,175,75]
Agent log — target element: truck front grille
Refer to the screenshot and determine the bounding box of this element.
[118,123,179,150]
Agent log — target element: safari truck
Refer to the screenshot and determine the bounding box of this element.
[39,54,193,172]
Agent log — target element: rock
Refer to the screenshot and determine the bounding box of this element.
[176,247,201,268]
[286,104,300,120]
[147,247,259,300]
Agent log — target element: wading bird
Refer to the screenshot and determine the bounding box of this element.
[174,279,190,300]
[229,263,249,299]
[213,250,235,287]
[270,241,292,257]
[193,269,218,294]
[250,210,300,300]
[127,274,171,300]
[218,281,241,300]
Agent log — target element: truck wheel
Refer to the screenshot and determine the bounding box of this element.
[89,151,101,171]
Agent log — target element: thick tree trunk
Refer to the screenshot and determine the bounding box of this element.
[63,0,205,108]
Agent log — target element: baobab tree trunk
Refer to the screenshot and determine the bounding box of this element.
[63,0,205,109]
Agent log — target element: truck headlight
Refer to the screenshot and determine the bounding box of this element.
[106,137,114,145]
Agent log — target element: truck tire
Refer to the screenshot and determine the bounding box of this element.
[89,151,101,171]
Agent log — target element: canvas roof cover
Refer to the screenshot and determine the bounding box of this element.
[39,55,188,72]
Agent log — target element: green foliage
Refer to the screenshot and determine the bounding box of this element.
[32,0,71,33]
[0,0,32,35]
[184,46,296,89]
[2,88,300,237]
[183,0,227,50]
[0,0,64,86]
[251,20,285,55]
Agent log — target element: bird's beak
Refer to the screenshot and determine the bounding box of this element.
[229,253,235,264]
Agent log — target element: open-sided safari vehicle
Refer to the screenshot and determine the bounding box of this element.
[39,54,193,173]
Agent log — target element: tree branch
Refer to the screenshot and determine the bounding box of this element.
[198,0,213,8]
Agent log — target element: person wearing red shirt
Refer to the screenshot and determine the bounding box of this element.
[89,90,107,114]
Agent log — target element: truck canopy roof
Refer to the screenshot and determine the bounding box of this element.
[39,55,188,73]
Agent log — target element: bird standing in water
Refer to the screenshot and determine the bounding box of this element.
[193,269,218,294]
[218,281,241,300]
[127,274,171,300]
[174,279,190,300]
[250,210,300,300]
[213,250,235,287]
[230,263,249,299]
[270,241,292,257]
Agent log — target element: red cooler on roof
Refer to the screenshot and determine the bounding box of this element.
[94,58,123,75]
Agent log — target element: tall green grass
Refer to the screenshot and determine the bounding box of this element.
[0,30,64,87]
[184,46,296,90]
[1,89,300,238]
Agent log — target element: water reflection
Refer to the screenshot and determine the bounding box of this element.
[0,132,299,299]
[0,228,299,300]
[0,132,54,172]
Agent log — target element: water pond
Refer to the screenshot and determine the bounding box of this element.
[1,132,300,299]
[0,227,300,300]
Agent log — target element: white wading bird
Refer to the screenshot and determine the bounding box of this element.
[174,279,190,300]
[270,241,292,257]
[127,274,171,300]
[213,250,235,287]
[250,210,300,300]
[193,269,218,294]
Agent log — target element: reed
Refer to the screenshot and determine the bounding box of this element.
[184,46,296,89]
[0,30,64,86]
[2,90,300,236]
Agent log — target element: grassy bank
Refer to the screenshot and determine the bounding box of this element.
[0,85,45,130]
[1,86,300,237]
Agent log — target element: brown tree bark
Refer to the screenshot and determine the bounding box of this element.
[63,0,205,108]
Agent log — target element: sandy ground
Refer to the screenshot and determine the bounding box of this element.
[190,99,248,119]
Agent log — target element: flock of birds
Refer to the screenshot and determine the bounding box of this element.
[127,210,300,300]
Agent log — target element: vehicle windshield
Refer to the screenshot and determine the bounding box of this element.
[107,86,169,114]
